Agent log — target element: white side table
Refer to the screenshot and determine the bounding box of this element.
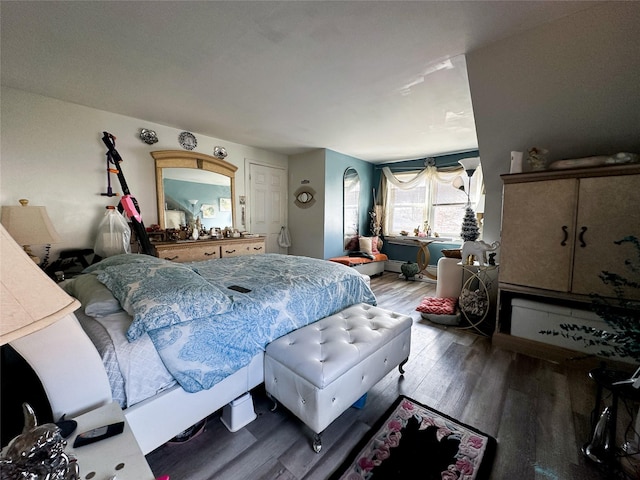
[67,401,156,480]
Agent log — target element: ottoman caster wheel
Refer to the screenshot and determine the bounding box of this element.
[312,433,322,453]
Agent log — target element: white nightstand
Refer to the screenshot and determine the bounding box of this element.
[67,401,156,480]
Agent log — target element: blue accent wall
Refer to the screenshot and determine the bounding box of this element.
[383,241,462,265]
[324,150,374,259]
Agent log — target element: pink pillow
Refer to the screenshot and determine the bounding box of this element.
[371,236,380,255]
[416,297,457,315]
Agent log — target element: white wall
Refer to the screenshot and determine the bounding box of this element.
[287,149,326,258]
[0,87,287,260]
[466,2,640,244]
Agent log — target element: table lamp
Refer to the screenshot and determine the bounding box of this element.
[1,223,79,345]
[0,199,61,264]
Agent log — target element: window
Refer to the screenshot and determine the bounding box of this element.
[383,167,482,239]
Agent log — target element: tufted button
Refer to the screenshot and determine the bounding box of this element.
[384,358,388,363]
[301,399,306,404]
[332,397,336,403]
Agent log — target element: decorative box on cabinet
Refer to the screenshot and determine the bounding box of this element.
[153,237,265,262]
[496,164,640,360]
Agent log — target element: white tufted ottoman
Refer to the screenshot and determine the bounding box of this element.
[264,303,412,452]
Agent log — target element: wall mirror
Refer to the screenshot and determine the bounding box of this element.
[151,150,237,231]
[344,167,360,243]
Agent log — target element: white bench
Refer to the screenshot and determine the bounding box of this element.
[264,303,412,452]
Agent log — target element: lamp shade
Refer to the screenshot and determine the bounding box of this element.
[458,157,481,176]
[0,224,80,345]
[0,199,61,246]
[452,175,466,191]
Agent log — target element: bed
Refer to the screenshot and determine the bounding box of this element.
[59,253,376,454]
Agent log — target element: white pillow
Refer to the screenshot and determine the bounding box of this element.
[359,236,373,254]
[63,274,122,317]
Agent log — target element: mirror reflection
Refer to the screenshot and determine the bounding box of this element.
[151,150,237,232]
[344,167,360,240]
[163,169,232,229]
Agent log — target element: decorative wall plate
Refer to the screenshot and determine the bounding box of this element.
[178,131,197,150]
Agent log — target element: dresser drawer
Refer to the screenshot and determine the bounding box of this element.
[220,240,265,257]
[154,244,221,262]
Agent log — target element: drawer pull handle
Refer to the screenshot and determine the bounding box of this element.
[578,226,588,247]
[204,251,217,256]
[225,249,236,254]
[164,255,179,261]
[253,247,263,251]
[561,226,568,246]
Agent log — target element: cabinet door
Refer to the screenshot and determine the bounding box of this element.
[500,178,578,291]
[572,174,640,300]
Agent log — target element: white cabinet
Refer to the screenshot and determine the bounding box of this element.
[495,164,640,360]
[500,165,640,301]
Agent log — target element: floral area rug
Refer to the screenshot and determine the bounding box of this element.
[330,396,497,480]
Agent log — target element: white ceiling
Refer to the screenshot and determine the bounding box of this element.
[1,1,600,163]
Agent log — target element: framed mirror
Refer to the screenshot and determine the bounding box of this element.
[344,167,360,243]
[151,150,237,231]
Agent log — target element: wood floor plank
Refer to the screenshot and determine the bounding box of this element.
[492,388,537,480]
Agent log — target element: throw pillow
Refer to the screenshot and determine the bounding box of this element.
[416,297,458,315]
[63,274,122,317]
[345,235,360,251]
[371,236,380,255]
[359,236,373,254]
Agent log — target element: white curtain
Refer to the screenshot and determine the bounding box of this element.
[381,164,484,236]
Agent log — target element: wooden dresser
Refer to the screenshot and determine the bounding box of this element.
[153,237,266,263]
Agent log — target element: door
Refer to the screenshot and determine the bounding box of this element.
[249,163,287,253]
[500,178,578,291]
[572,174,640,299]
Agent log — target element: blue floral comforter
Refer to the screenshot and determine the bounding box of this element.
[91,253,376,392]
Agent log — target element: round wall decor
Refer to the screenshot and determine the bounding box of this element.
[178,131,197,150]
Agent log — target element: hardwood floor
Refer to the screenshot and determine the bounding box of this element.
[146,272,635,479]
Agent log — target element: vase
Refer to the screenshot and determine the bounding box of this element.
[401,261,420,280]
